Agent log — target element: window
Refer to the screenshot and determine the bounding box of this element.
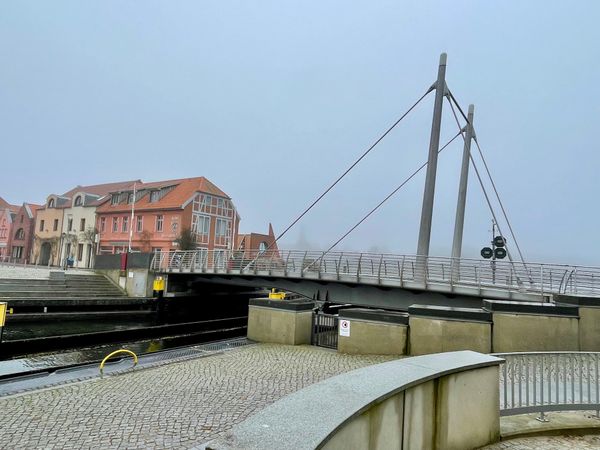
[258,242,268,254]
[53,219,59,231]
[202,195,212,210]
[156,215,163,232]
[122,216,129,233]
[136,216,143,232]
[11,246,23,259]
[48,199,55,208]
[77,243,84,261]
[80,218,86,232]
[127,193,134,204]
[39,219,45,231]
[111,194,119,205]
[112,217,119,232]
[215,218,228,236]
[150,191,160,203]
[74,196,82,206]
[67,218,73,232]
[100,217,106,232]
[191,214,210,242]
[15,228,25,240]
[20,215,23,224]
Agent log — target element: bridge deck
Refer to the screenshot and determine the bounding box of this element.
[151,250,600,300]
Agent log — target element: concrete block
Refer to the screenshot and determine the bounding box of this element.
[408,316,491,356]
[247,305,313,345]
[436,366,500,450]
[576,308,600,351]
[338,320,408,355]
[403,380,435,450]
[491,313,579,352]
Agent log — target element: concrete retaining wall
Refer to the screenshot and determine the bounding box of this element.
[207,351,502,450]
[247,299,314,345]
[337,309,408,355]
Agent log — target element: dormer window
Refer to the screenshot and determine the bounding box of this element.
[74,196,82,207]
[150,190,160,203]
[48,198,55,208]
[111,194,120,205]
[127,193,134,204]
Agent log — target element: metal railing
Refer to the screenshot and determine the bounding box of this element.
[150,249,600,298]
[496,352,600,420]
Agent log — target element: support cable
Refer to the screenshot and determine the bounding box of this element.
[270,87,434,247]
[447,90,529,270]
[305,131,462,269]
[241,87,434,270]
[472,136,528,267]
[445,96,516,264]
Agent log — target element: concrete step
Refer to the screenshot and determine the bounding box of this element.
[0,285,122,291]
[0,291,127,298]
[4,297,154,306]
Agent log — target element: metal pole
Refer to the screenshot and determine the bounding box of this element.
[451,104,474,262]
[416,53,447,277]
[128,183,136,253]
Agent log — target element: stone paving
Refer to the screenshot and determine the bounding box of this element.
[0,344,394,449]
[482,434,600,449]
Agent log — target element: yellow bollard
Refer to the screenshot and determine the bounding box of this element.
[99,349,138,377]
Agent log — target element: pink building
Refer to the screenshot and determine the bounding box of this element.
[0,197,19,260]
[96,177,240,260]
[7,203,42,263]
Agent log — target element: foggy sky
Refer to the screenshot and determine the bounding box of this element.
[1,1,599,265]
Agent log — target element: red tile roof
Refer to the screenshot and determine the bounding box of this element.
[0,196,19,212]
[97,177,230,213]
[62,180,141,198]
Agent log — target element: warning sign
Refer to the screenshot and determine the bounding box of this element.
[339,319,350,337]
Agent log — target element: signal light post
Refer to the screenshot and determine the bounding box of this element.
[480,220,506,284]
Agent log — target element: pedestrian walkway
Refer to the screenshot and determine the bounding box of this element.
[0,264,95,279]
[0,344,393,449]
[482,433,600,449]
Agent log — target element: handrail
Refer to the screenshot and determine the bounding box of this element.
[149,249,600,298]
[495,352,600,420]
[99,349,138,377]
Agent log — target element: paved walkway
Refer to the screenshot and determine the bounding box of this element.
[0,265,95,279]
[482,433,600,449]
[0,344,393,449]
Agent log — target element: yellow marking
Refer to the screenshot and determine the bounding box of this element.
[0,302,6,327]
[153,277,165,292]
[268,289,286,300]
[99,349,138,377]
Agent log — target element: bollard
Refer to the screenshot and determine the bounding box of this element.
[0,302,6,343]
[153,276,165,298]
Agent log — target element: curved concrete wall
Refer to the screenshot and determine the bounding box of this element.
[207,351,502,450]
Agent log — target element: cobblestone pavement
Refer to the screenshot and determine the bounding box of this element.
[482,434,600,449]
[0,344,394,449]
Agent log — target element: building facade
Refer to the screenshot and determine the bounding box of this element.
[96,177,240,265]
[0,198,18,260]
[7,203,42,264]
[237,223,279,258]
[32,181,138,266]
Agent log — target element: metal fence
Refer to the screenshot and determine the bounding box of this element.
[311,312,338,349]
[150,249,600,298]
[496,352,600,420]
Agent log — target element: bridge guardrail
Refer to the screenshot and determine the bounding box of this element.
[495,352,600,420]
[150,250,600,298]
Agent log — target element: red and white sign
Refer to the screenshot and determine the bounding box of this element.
[339,319,351,337]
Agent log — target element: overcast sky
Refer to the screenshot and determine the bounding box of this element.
[1,1,598,265]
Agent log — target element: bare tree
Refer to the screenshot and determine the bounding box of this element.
[175,228,196,250]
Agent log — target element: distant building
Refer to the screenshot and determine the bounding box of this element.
[32,181,138,266]
[237,223,278,258]
[7,203,42,264]
[95,177,240,264]
[0,197,18,260]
